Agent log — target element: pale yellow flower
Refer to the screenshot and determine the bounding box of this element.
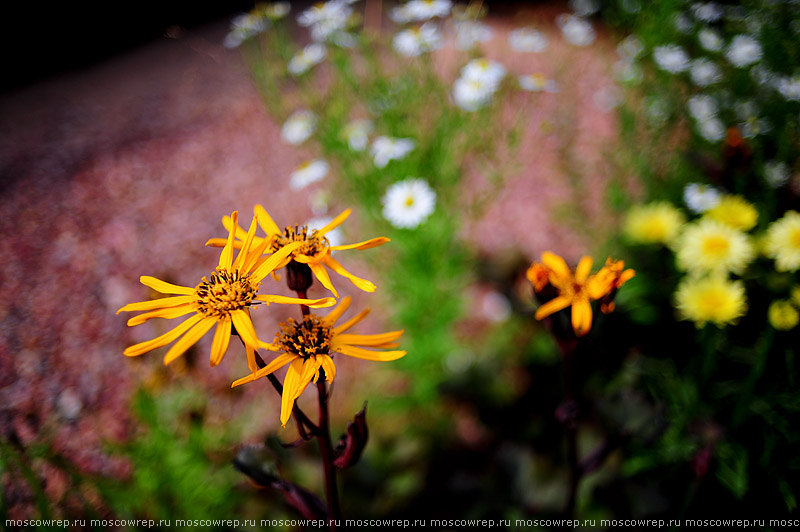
[765,210,800,272]
[624,202,685,245]
[705,195,758,231]
[674,218,754,275]
[675,275,747,327]
[768,300,799,330]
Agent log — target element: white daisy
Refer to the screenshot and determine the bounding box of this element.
[776,75,800,102]
[557,14,596,46]
[343,119,373,151]
[687,94,719,120]
[518,74,558,93]
[508,28,548,53]
[453,77,497,111]
[764,161,791,188]
[461,58,506,87]
[223,13,268,49]
[696,116,726,142]
[684,183,721,213]
[454,20,494,50]
[690,58,723,87]
[290,159,329,190]
[288,43,327,75]
[371,136,416,168]
[617,35,644,60]
[614,60,643,84]
[653,44,690,73]
[402,0,452,22]
[698,28,724,52]
[263,2,290,20]
[725,35,763,68]
[673,13,694,34]
[691,2,724,22]
[281,110,316,145]
[382,178,437,229]
[393,22,442,56]
[735,100,771,138]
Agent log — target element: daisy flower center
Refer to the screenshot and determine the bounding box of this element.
[194,269,259,318]
[276,315,333,359]
[405,196,416,207]
[271,225,330,257]
[702,235,731,257]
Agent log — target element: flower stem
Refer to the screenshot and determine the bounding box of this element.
[317,379,342,528]
[557,338,580,519]
[296,289,311,316]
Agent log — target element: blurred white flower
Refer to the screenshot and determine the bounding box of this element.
[653,44,690,73]
[393,22,442,56]
[382,178,437,229]
[482,290,512,322]
[281,110,317,145]
[288,43,327,75]
[696,116,726,142]
[690,58,722,87]
[461,58,506,86]
[614,60,643,84]
[691,2,724,22]
[684,183,722,213]
[453,77,497,110]
[518,74,558,93]
[673,13,694,34]
[697,28,724,52]
[725,35,763,68]
[617,34,644,60]
[751,65,777,87]
[344,119,374,151]
[645,96,670,125]
[735,100,770,139]
[557,14,596,46]
[687,94,719,120]
[263,2,290,20]
[454,20,494,50]
[298,1,352,43]
[223,13,268,49]
[290,159,329,190]
[569,0,600,16]
[776,75,800,101]
[371,136,416,168]
[307,216,343,247]
[764,161,791,188]
[400,0,452,22]
[594,86,624,112]
[509,28,548,53]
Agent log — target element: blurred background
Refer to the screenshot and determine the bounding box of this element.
[2,0,799,529]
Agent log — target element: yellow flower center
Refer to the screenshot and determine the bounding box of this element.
[271,225,330,258]
[194,269,259,318]
[791,228,800,250]
[276,315,333,359]
[702,235,730,258]
[405,196,415,207]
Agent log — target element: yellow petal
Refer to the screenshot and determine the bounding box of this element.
[123,314,202,357]
[241,238,269,275]
[139,276,194,295]
[231,309,259,349]
[255,294,337,308]
[324,296,352,326]
[232,352,297,387]
[309,262,339,297]
[221,214,250,241]
[163,317,216,365]
[316,209,351,237]
[280,358,306,427]
[534,295,572,320]
[245,342,257,373]
[117,295,193,314]
[541,252,571,280]
[233,216,259,271]
[333,330,404,347]
[250,241,304,282]
[297,357,320,395]
[254,204,282,236]
[219,211,239,270]
[333,308,371,334]
[335,344,407,361]
[209,319,232,367]
[320,355,336,382]
[322,255,376,292]
[126,304,196,327]
[204,237,228,248]
[571,296,593,337]
[575,256,593,283]
[329,237,390,251]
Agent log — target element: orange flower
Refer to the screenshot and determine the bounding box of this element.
[206,206,388,297]
[527,252,634,337]
[231,297,405,426]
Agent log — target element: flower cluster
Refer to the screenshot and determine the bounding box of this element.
[453,58,506,111]
[119,207,406,426]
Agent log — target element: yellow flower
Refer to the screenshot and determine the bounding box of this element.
[118,212,336,372]
[705,195,758,231]
[527,252,634,337]
[791,286,800,307]
[207,206,389,297]
[765,210,800,272]
[674,218,754,275]
[768,300,799,330]
[231,297,406,426]
[675,275,747,327]
[624,202,685,245]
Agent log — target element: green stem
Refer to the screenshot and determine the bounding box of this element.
[317,380,342,529]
